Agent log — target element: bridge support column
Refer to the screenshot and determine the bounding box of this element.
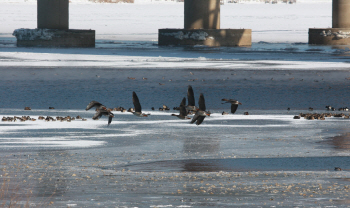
[13,0,95,47]
[159,0,251,47]
[309,0,350,45]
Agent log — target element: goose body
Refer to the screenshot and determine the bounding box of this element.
[222,98,242,114]
[191,93,210,125]
[132,91,149,117]
[186,85,199,112]
[172,97,190,119]
[86,101,114,125]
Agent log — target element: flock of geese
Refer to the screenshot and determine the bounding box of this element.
[3,84,349,125]
[86,85,242,126]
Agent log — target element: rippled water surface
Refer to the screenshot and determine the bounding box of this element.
[1,66,350,111]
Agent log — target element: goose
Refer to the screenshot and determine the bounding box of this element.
[171,97,190,119]
[222,98,242,114]
[86,100,104,111]
[132,91,149,117]
[92,107,114,126]
[86,101,114,125]
[191,93,210,125]
[186,85,199,112]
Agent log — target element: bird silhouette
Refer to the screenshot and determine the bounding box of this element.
[186,85,199,112]
[86,100,104,111]
[191,93,210,125]
[222,99,242,114]
[86,101,114,125]
[132,91,149,117]
[172,97,190,119]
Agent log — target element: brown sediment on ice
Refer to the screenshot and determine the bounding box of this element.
[321,133,350,150]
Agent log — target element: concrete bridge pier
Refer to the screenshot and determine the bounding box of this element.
[13,0,95,47]
[184,0,220,30]
[309,0,350,45]
[159,0,251,47]
[37,0,69,30]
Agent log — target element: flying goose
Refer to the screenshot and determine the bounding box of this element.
[191,93,210,125]
[132,91,149,117]
[222,98,242,114]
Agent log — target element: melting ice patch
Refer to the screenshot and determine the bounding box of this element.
[320,30,350,39]
[163,31,208,41]
[189,31,208,40]
[12,28,54,41]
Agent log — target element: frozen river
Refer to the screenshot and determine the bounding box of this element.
[1,0,350,207]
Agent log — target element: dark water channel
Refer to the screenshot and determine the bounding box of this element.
[123,156,350,172]
[1,67,350,111]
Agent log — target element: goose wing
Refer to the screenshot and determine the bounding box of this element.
[231,104,239,114]
[190,113,199,124]
[196,116,205,125]
[132,91,142,113]
[180,97,186,106]
[179,105,188,117]
[86,100,103,111]
[92,111,103,120]
[198,93,206,111]
[108,115,113,126]
[187,85,195,106]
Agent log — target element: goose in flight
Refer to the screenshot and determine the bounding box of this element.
[86,100,104,111]
[86,100,114,125]
[191,93,210,125]
[222,98,242,114]
[132,91,149,117]
[186,85,199,112]
[172,97,190,119]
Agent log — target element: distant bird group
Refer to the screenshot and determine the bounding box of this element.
[325,105,349,112]
[294,112,350,120]
[86,85,242,126]
[2,115,86,122]
[293,105,350,120]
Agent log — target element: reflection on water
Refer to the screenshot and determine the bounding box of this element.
[124,156,350,172]
[183,137,220,154]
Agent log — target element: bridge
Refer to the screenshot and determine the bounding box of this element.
[12,0,350,47]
